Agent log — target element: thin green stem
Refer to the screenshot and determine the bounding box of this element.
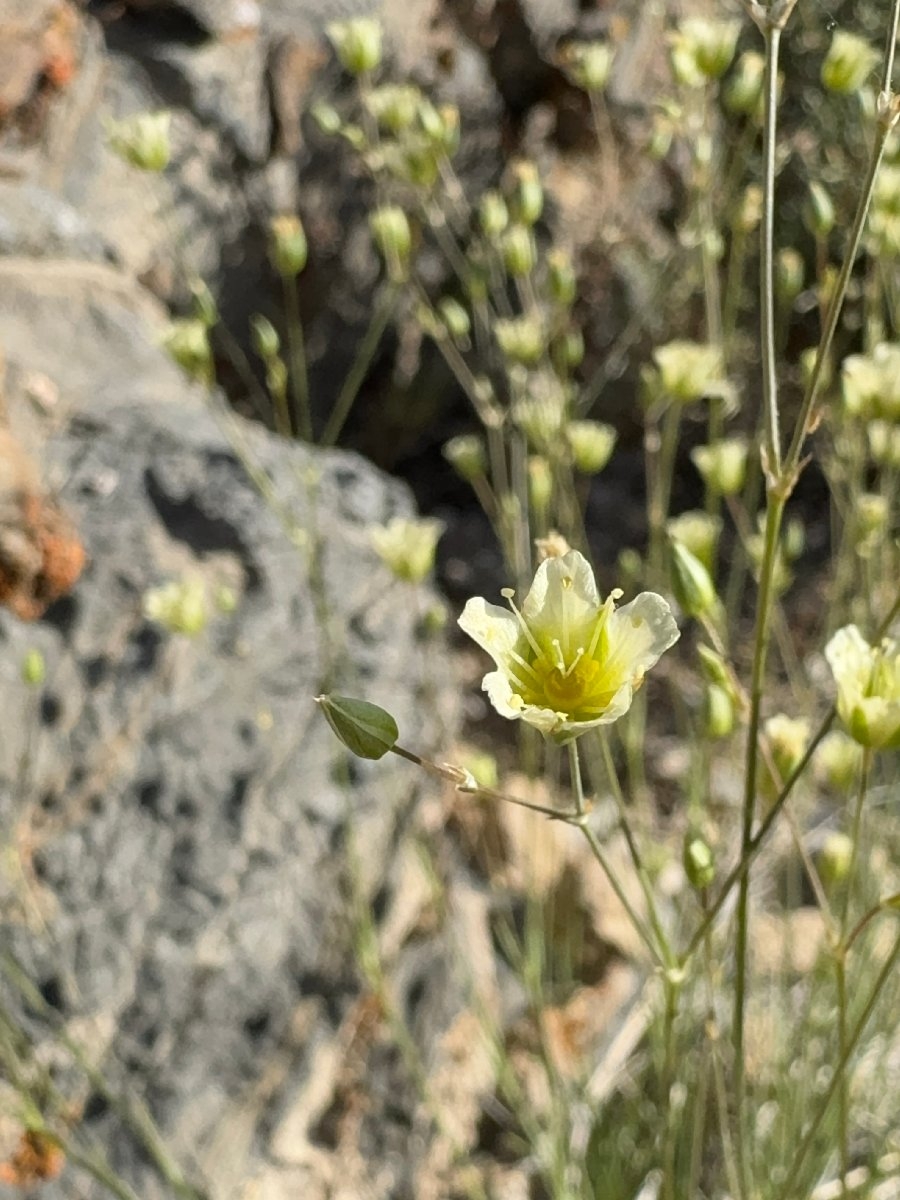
[321,284,399,447]
[759,23,783,477]
[282,275,312,442]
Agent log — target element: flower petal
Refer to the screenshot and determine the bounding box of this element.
[825,625,872,708]
[602,592,680,683]
[523,550,602,652]
[483,670,564,734]
[458,597,521,670]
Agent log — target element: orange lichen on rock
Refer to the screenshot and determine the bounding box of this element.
[0,1130,65,1188]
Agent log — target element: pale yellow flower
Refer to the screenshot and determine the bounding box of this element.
[825,625,900,751]
[458,550,679,742]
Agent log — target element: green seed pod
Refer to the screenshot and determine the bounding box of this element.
[316,694,399,760]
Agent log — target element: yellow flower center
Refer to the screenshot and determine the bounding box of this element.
[533,655,610,713]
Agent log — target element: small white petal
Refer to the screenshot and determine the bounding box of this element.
[604,592,680,680]
[524,550,602,650]
[458,597,521,670]
[825,625,872,706]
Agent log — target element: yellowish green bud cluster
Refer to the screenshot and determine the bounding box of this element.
[567,420,616,475]
[327,17,383,76]
[821,30,878,95]
[106,110,172,172]
[670,19,740,88]
[495,314,544,366]
[268,214,308,278]
[370,516,444,583]
[366,84,421,134]
[561,41,615,93]
[691,437,748,497]
[143,578,209,636]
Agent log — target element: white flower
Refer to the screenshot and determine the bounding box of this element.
[458,550,679,742]
[825,626,900,751]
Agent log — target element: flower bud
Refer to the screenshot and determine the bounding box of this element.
[724,51,764,116]
[735,185,763,234]
[366,84,421,133]
[697,644,733,694]
[804,182,835,238]
[666,510,721,572]
[269,214,308,278]
[561,41,614,92]
[191,279,218,328]
[567,420,617,474]
[550,329,585,373]
[703,683,736,739]
[857,492,888,540]
[316,694,399,760]
[437,297,471,342]
[762,713,810,802]
[528,455,553,512]
[501,224,538,278]
[683,832,715,890]
[459,749,499,790]
[311,102,342,135]
[671,18,740,85]
[547,248,577,307]
[826,625,900,750]
[370,516,444,584]
[479,191,509,239]
[22,648,46,687]
[776,248,804,308]
[670,539,718,619]
[511,161,544,227]
[817,832,854,890]
[443,434,487,482]
[327,17,383,76]
[370,206,412,282]
[821,31,878,95]
[107,110,171,172]
[513,380,566,449]
[250,314,280,361]
[691,437,748,497]
[495,315,544,366]
[868,420,900,468]
[815,731,862,792]
[163,318,213,385]
[653,340,726,404]
[783,518,804,562]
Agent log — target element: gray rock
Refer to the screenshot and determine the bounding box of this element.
[0,254,457,1199]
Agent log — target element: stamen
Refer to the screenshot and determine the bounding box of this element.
[551,638,567,673]
[588,595,615,659]
[508,648,542,684]
[502,589,546,662]
[562,646,585,678]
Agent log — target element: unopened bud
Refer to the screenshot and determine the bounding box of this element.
[805,182,836,238]
[683,833,715,890]
[550,328,585,372]
[327,17,383,76]
[269,214,308,278]
[501,224,537,278]
[528,456,553,512]
[437,297,471,342]
[817,832,854,890]
[480,191,509,239]
[567,420,617,474]
[816,731,863,792]
[370,206,412,282]
[724,51,764,116]
[107,110,171,172]
[366,84,421,133]
[691,438,748,497]
[670,539,718,619]
[547,249,577,306]
[821,31,878,95]
[511,161,544,227]
[443,434,487,482]
[316,694,399,760]
[495,315,544,366]
[370,516,444,583]
[703,683,736,739]
[736,185,763,234]
[776,248,804,307]
[250,314,280,361]
[561,41,614,92]
[143,578,208,636]
[163,318,213,385]
[666,510,721,572]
